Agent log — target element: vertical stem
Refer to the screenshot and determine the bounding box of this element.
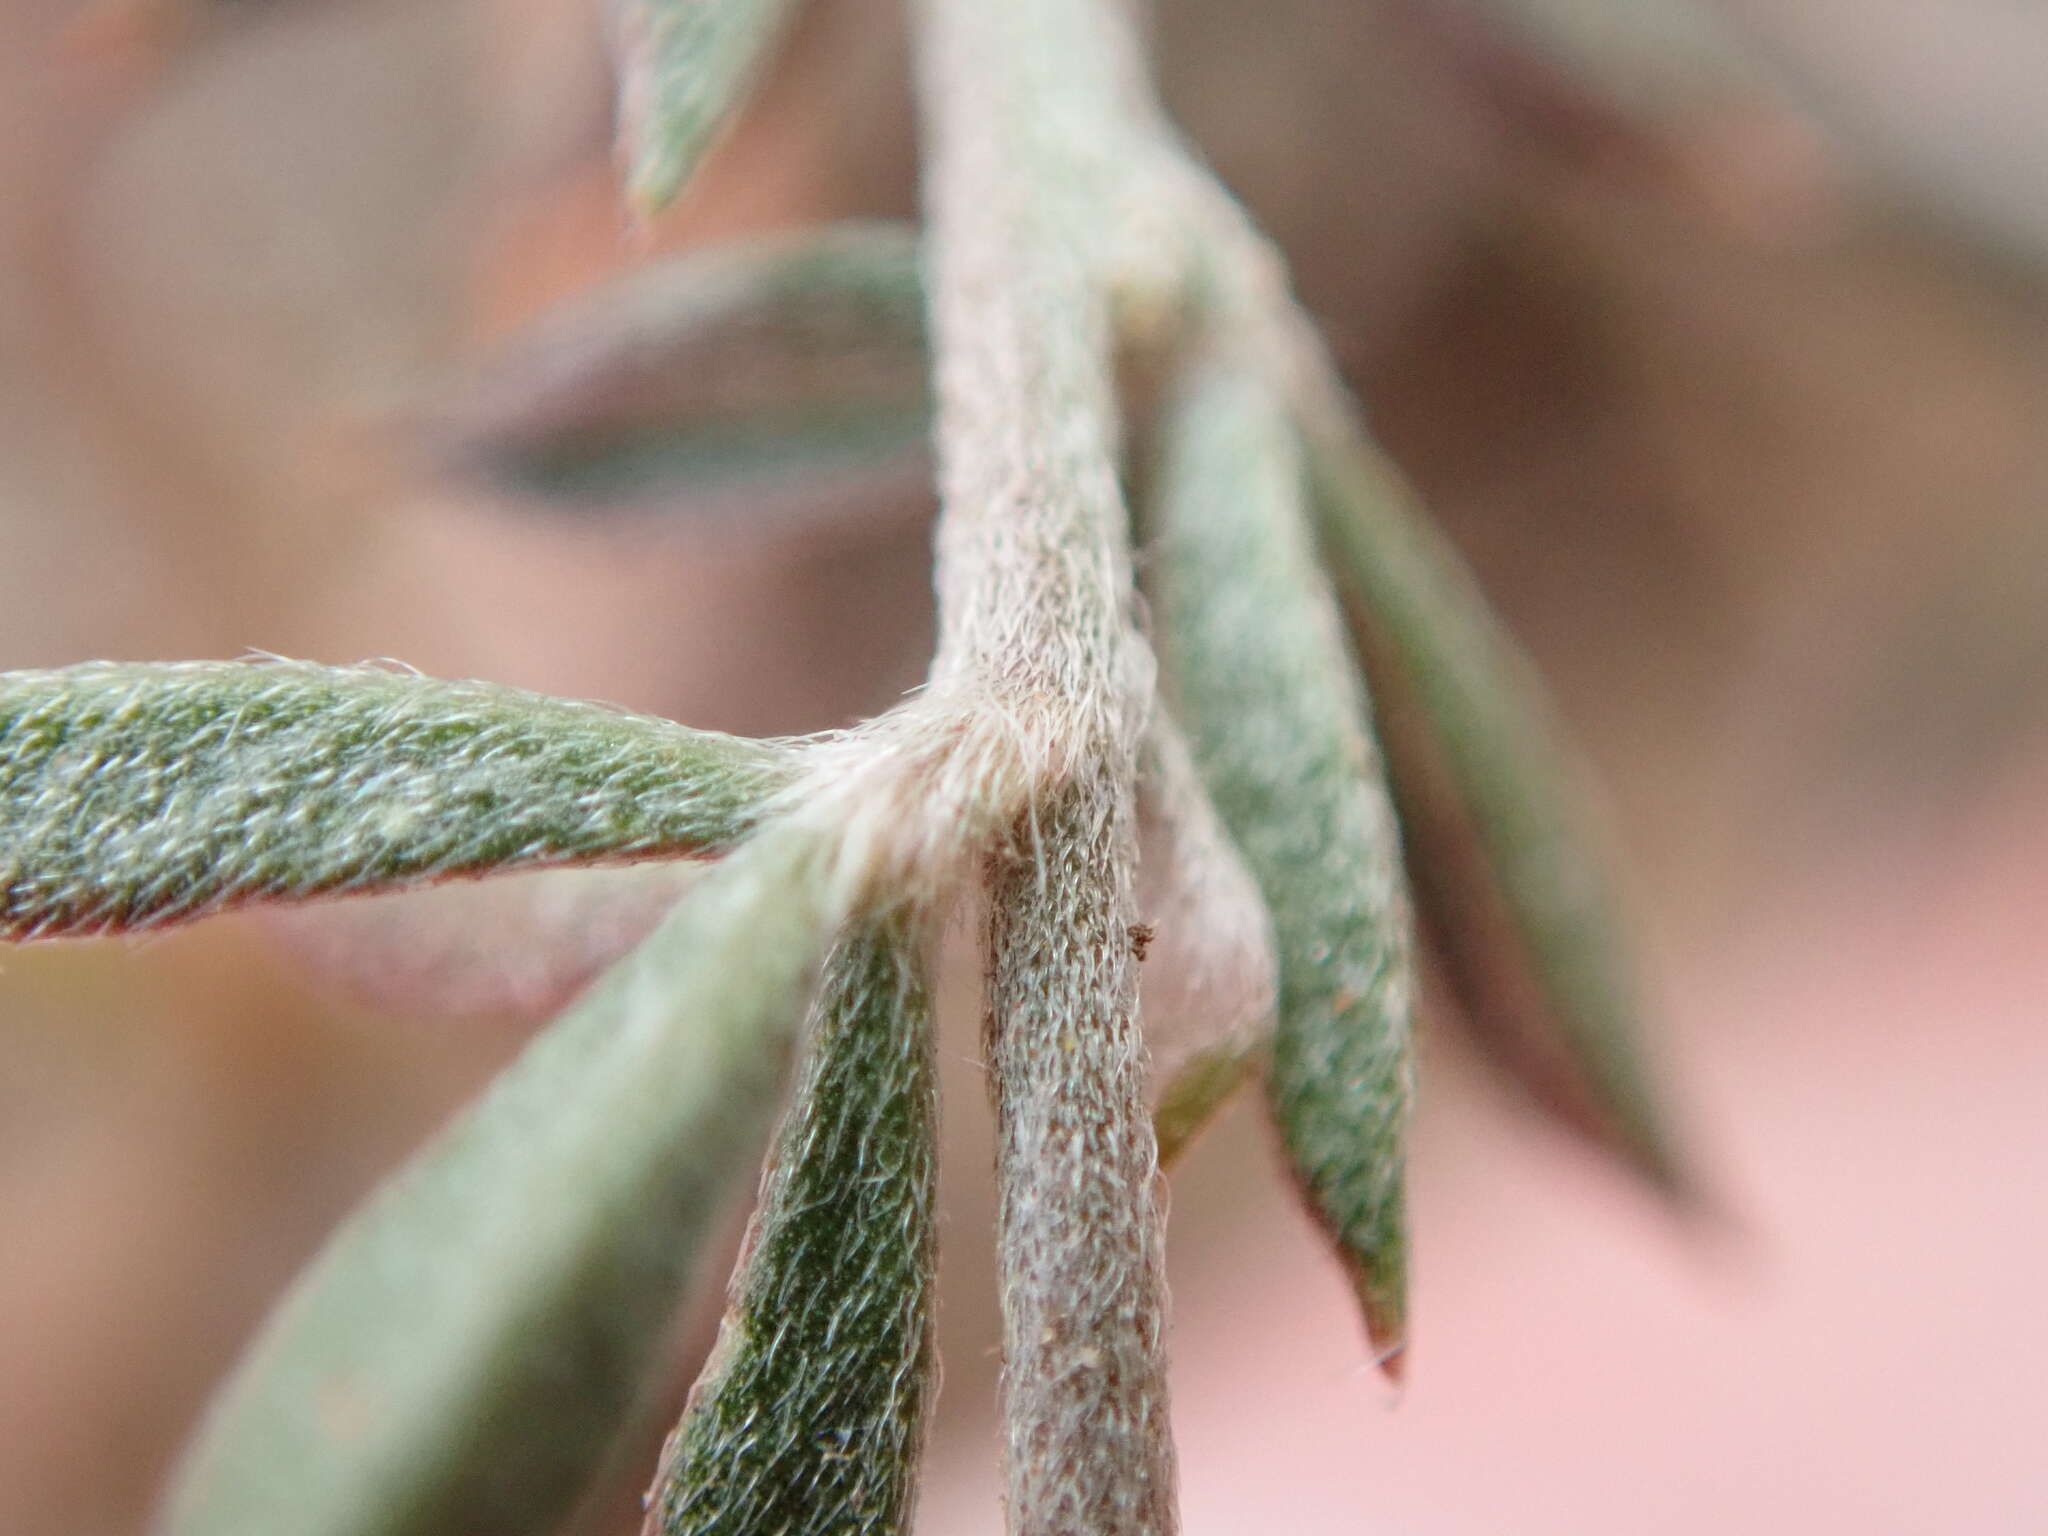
[913,0,1178,1531]
[985,774,1175,1536]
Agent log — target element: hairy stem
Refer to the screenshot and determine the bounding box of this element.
[984,778,1175,1536]
[914,0,1176,1529]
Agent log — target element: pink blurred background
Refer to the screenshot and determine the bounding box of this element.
[3,1,2047,1531]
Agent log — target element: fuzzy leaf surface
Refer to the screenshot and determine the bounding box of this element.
[648,919,935,1536]
[157,829,838,1536]
[0,659,789,939]
[1146,351,1413,1368]
[612,0,802,214]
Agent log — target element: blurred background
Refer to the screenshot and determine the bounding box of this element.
[2,0,2046,1530]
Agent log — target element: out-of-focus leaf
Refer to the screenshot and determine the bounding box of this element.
[0,660,792,939]
[611,0,803,217]
[262,864,704,1021]
[1144,349,1413,1372]
[1297,366,1692,1202]
[431,224,930,534]
[157,828,839,1536]
[646,918,934,1536]
[1431,0,1769,124]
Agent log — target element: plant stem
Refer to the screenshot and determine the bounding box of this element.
[984,778,1176,1536]
[913,0,1177,1529]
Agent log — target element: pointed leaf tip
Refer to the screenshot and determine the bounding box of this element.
[1297,375,1696,1207]
[1144,353,1414,1369]
[611,0,803,217]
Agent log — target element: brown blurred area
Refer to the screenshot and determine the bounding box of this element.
[3,1,2046,1532]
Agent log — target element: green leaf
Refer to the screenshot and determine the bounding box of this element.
[648,918,935,1536]
[610,0,802,215]
[1298,371,1692,1202]
[158,827,839,1536]
[0,659,791,939]
[1144,350,1413,1373]
[431,224,930,533]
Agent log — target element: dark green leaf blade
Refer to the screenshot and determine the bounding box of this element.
[648,918,935,1536]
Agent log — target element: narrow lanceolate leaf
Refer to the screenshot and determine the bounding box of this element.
[1294,364,1689,1200]
[158,828,839,1536]
[646,919,936,1536]
[432,224,930,534]
[0,659,790,939]
[611,0,802,216]
[1145,351,1413,1373]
